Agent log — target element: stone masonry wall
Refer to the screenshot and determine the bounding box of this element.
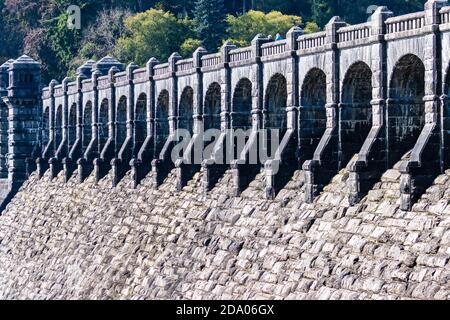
[0,159,449,300]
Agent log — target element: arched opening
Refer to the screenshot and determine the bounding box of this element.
[42,106,50,151]
[340,61,373,167]
[82,102,93,151]
[0,102,9,173]
[116,96,127,153]
[232,78,253,130]
[300,68,327,161]
[98,99,109,153]
[155,90,170,152]
[178,86,194,133]
[68,103,77,150]
[264,73,287,132]
[55,104,63,148]
[135,93,147,152]
[388,54,425,165]
[204,82,221,131]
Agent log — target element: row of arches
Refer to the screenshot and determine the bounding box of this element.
[42,54,427,170]
[43,75,286,162]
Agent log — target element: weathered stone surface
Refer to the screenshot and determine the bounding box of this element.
[0,160,448,300]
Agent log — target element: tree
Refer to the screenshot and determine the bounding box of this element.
[193,0,227,51]
[73,8,131,62]
[180,38,203,57]
[309,0,425,27]
[114,9,191,65]
[0,0,24,62]
[226,10,302,47]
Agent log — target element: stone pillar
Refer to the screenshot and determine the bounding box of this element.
[49,77,70,178]
[231,34,270,197]
[201,41,236,193]
[74,73,89,183]
[93,66,120,183]
[220,41,236,131]
[347,6,392,204]
[37,79,58,178]
[152,52,181,188]
[130,58,158,188]
[112,63,137,187]
[399,0,446,210]
[146,58,158,145]
[2,55,41,194]
[168,53,181,134]
[303,16,346,203]
[265,26,303,200]
[176,47,207,191]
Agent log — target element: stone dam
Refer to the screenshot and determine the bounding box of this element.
[0,2,450,299]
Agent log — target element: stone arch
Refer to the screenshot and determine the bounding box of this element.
[54,104,63,148]
[232,78,252,130]
[42,106,50,150]
[178,86,194,133]
[340,61,373,167]
[155,90,170,151]
[0,102,8,158]
[264,73,287,131]
[388,54,425,165]
[116,96,127,152]
[135,93,147,151]
[300,68,327,161]
[204,82,221,131]
[98,99,109,153]
[82,101,93,151]
[68,103,77,149]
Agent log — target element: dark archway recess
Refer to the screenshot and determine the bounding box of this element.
[264,73,287,131]
[388,54,425,166]
[54,105,63,149]
[232,78,253,130]
[42,107,50,153]
[68,103,77,150]
[82,102,93,152]
[98,99,109,155]
[0,102,8,176]
[263,73,293,197]
[135,94,147,155]
[204,83,222,131]
[155,90,170,154]
[340,61,373,168]
[201,82,225,191]
[231,78,253,162]
[178,87,194,134]
[300,68,327,163]
[116,96,127,155]
[264,73,288,159]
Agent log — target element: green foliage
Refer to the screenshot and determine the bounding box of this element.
[69,8,131,74]
[304,21,320,34]
[45,11,82,71]
[226,10,302,46]
[193,0,227,51]
[114,9,191,65]
[180,38,203,57]
[0,0,427,81]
